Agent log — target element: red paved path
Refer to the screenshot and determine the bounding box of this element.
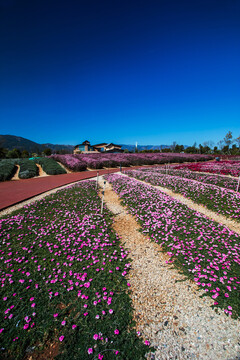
[0,169,121,211]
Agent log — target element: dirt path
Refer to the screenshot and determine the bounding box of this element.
[57,162,72,173]
[122,173,240,235]
[11,164,20,180]
[98,177,240,360]
[36,163,48,177]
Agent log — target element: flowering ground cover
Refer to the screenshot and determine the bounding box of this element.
[0,181,150,359]
[51,153,213,171]
[174,161,240,177]
[125,169,240,222]
[140,167,240,192]
[105,174,240,319]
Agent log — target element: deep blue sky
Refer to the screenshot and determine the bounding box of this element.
[0,0,239,146]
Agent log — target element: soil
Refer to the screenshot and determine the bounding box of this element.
[36,164,48,177]
[11,164,20,180]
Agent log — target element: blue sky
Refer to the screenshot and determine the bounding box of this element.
[0,0,239,146]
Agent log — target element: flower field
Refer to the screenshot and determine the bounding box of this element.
[144,167,239,192]
[105,174,240,319]
[125,169,240,222]
[51,153,213,171]
[0,181,150,359]
[174,160,240,177]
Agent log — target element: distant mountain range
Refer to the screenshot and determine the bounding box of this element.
[0,135,180,153]
[0,135,74,153]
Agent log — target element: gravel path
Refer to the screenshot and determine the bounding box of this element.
[99,176,240,360]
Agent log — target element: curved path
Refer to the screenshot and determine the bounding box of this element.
[0,169,119,211]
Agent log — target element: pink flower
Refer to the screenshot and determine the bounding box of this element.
[145,340,150,346]
[59,336,64,342]
[109,309,113,314]
[23,324,29,330]
[30,297,34,301]
[114,329,119,335]
[98,354,104,359]
[224,293,229,298]
[31,303,36,308]
[53,313,58,318]
[61,321,66,326]
[72,324,77,329]
[87,348,93,354]
[93,333,99,340]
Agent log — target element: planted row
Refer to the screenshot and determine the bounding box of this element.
[35,157,66,175]
[141,167,239,192]
[125,169,240,222]
[51,153,213,171]
[105,174,240,318]
[17,159,38,179]
[0,159,17,181]
[174,161,240,177]
[0,181,150,360]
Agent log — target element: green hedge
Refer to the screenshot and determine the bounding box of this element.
[17,159,38,179]
[0,159,17,181]
[36,157,67,175]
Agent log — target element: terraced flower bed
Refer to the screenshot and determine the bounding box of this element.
[143,167,239,192]
[51,153,213,171]
[174,161,240,177]
[125,169,240,222]
[105,174,240,319]
[0,181,150,359]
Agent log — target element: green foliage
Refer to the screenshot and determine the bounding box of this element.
[21,150,29,158]
[17,159,38,179]
[36,157,67,175]
[43,148,52,156]
[6,148,21,159]
[0,159,17,181]
[0,147,8,158]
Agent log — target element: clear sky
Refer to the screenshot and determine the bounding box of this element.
[0,0,239,146]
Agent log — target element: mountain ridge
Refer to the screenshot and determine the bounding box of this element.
[0,135,184,153]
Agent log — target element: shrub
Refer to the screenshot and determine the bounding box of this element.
[17,159,38,179]
[0,159,17,181]
[36,157,67,175]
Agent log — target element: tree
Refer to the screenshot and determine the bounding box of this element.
[0,147,7,158]
[223,131,233,147]
[43,148,52,156]
[174,144,184,153]
[6,148,21,158]
[235,136,240,149]
[22,150,29,158]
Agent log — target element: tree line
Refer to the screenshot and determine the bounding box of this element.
[137,131,240,155]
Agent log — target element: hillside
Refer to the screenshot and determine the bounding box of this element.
[0,135,74,153]
[0,135,181,154]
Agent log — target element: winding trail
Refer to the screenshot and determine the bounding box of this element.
[99,176,240,360]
